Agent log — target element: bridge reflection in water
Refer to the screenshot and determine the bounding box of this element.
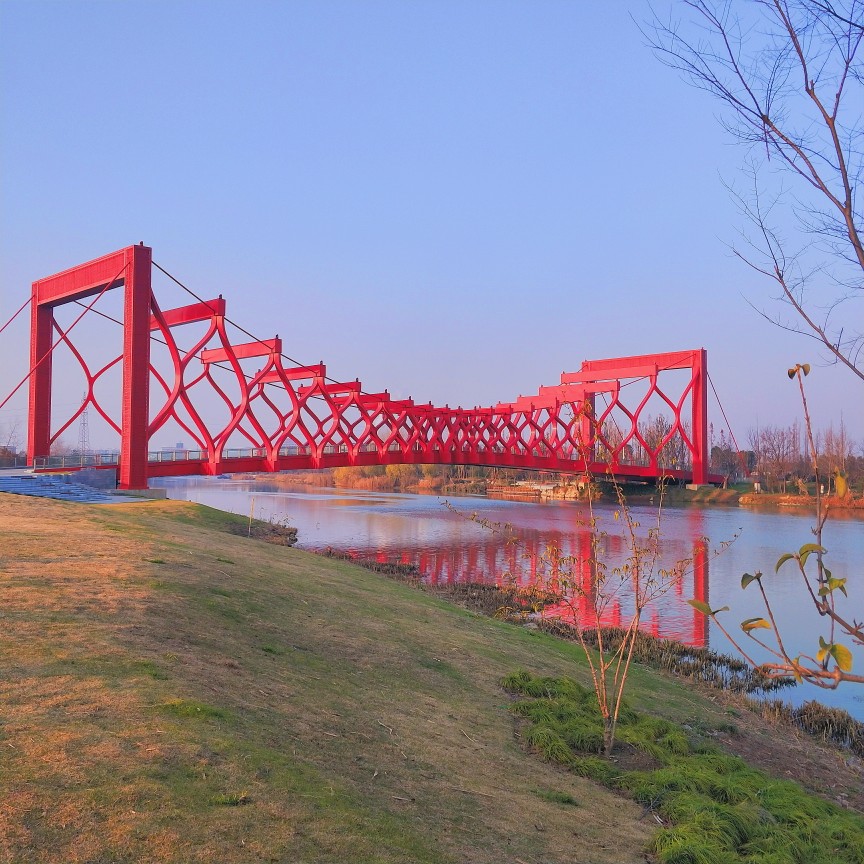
[337,506,710,648]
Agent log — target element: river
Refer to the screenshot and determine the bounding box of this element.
[152,477,864,721]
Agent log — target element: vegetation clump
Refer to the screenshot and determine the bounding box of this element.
[755,698,864,759]
[320,546,421,578]
[538,622,795,695]
[430,580,864,759]
[503,670,864,864]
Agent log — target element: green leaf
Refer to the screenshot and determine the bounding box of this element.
[741,572,761,589]
[798,543,825,567]
[775,553,795,573]
[829,576,848,597]
[802,363,810,376]
[787,367,797,379]
[831,643,853,672]
[817,640,854,672]
[819,577,848,598]
[687,599,729,617]
[741,617,771,633]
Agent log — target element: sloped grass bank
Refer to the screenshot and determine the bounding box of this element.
[503,671,864,864]
[1,495,860,863]
[1,496,660,863]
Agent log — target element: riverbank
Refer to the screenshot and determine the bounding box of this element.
[244,469,864,514]
[2,493,861,862]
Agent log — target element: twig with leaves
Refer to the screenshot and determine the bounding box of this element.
[691,364,864,687]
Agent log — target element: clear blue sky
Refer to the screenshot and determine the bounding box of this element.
[1,0,860,450]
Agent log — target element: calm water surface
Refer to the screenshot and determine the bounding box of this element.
[153,477,864,720]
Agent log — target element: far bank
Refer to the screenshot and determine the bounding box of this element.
[239,467,864,515]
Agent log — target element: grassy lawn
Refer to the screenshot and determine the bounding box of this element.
[0,494,858,863]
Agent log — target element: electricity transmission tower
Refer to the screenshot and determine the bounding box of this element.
[78,395,90,459]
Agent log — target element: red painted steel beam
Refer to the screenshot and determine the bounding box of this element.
[576,349,699,375]
[260,363,325,383]
[31,247,129,306]
[561,366,658,384]
[201,337,281,364]
[692,348,708,484]
[297,381,361,397]
[28,244,154,490]
[538,383,617,400]
[150,298,225,330]
[28,248,133,463]
[358,391,390,404]
[27,299,54,464]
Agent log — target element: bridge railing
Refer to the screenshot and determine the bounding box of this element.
[0,455,30,469]
[33,454,120,469]
[148,450,207,463]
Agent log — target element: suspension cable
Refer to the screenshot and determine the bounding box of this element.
[154,261,695,411]
[0,263,127,413]
[706,371,742,455]
[72,301,247,384]
[153,261,307,368]
[0,296,30,336]
[152,259,385,398]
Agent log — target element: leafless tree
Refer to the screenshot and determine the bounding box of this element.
[645,1,864,381]
[752,420,804,490]
[0,419,20,454]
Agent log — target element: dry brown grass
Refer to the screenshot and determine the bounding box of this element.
[0,494,662,863]
[3,494,862,862]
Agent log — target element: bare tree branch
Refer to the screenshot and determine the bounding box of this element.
[643,1,864,379]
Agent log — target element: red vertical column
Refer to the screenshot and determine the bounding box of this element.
[119,245,153,489]
[27,296,54,464]
[692,349,708,485]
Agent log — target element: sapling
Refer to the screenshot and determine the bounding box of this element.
[691,364,864,687]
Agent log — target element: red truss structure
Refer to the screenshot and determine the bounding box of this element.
[27,245,716,489]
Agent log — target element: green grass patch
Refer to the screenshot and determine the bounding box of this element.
[504,670,864,864]
[259,644,286,655]
[210,792,250,806]
[533,788,579,806]
[155,698,230,721]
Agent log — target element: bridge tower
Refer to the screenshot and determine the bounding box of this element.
[28,244,152,489]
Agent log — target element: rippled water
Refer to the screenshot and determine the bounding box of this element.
[152,477,864,720]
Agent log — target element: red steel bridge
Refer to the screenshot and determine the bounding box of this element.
[12,244,719,490]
